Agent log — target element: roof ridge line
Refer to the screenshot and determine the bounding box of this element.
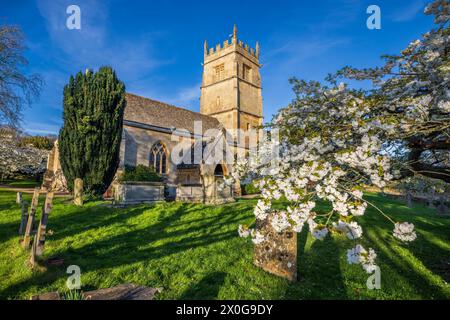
[125,92,212,119]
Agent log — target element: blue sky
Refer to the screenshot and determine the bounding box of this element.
[1,0,436,135]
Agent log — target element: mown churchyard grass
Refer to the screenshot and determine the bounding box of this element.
[0,189,448,299]
[0,179,40,188]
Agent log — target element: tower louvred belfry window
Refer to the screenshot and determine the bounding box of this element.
[150,142,167,174]
[215,64,225,81]
[243,64,251,81]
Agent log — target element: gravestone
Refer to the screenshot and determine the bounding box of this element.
[74,178,83,206]
[16,192,22,205]
[18,201,29,236]
[30,284,161,300]
[84,284,161,300]
[35,192,54,256]
[253,217,297,282]
[22,187,40,249]
[437,195,449,215]
[406,191,413,208]
[29,235,37,267]
[428,189,436,208]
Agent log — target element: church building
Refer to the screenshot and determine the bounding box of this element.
[44,26,263,204]
[120,25,263,202]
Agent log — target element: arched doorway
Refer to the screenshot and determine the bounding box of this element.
[213,164,231,200]
[214,164,225,177]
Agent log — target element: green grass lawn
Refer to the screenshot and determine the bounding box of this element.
[0,179,40,188]
[0,189,448,300]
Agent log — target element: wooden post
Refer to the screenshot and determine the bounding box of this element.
[18,201,29,236]
[35,192,54,256]
[16,192,23,205]
[22,187,40,249]
[74,178,83,206]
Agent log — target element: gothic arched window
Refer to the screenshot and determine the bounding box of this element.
[150,142,167,174]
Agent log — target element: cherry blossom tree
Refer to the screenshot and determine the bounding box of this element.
[331,0,449,183]
[231,0,448,275]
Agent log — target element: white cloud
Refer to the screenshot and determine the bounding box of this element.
[129,82,201,111]
[36,0,169,81]
[166,83,201,107]
[25,121,61,135]
[262,37,350,70]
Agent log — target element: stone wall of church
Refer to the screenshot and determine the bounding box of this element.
[120,125,180,198]
[120,124,238,201]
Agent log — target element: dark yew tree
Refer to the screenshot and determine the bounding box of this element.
[59,67,126,196]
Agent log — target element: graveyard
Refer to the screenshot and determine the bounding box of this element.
[0,188,448,300]
[0,0,449,304]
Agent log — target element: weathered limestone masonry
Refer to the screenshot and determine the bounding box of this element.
[201,24,263,142]
[42,140,67,192]
[43,26,263,204]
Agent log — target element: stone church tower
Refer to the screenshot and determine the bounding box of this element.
[200,25,263,142]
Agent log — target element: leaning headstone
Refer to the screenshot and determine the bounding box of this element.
[18,201,29,236]
[253,217,297,282]
[74,178,83,206]
[22,188,40,249]
[29,235,37,267]
[16,192,22,205]
[35,192,54,256]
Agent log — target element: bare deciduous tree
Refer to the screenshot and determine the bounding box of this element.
[0,25,43,128]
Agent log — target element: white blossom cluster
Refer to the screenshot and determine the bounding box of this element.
[347,245,378,273]
[238,225,266,244]
[230,1,448,275]
[332,220,363,240]
[393,222,417,242]
[231,77,421,273]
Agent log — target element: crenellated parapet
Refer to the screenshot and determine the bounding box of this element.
[204,24,260,63]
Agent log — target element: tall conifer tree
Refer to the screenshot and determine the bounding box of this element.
[59,67,126,196]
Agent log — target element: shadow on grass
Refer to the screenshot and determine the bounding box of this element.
[367,228,449,299]
[284,227,348,299]
[0,202,251,299]
[180,272,228,300]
